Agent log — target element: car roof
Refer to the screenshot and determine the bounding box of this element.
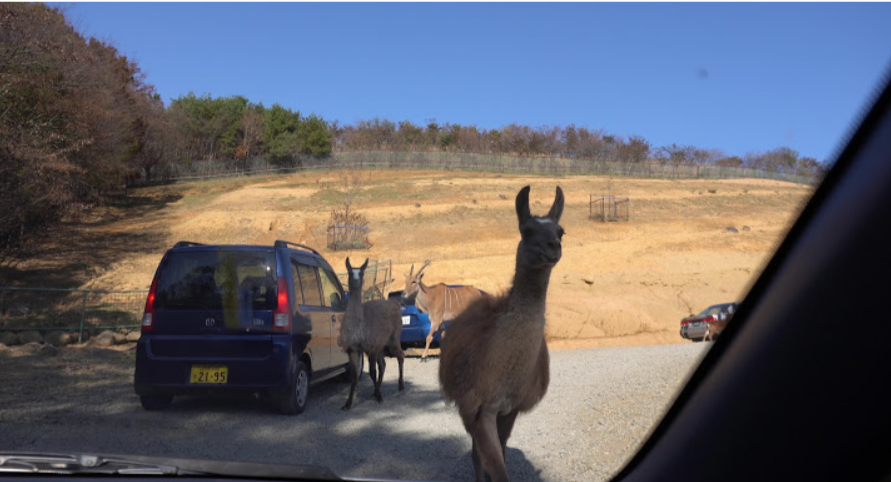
[167,241,324,259]
[613,72,891,481]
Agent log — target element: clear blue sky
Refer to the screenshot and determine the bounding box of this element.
[57,2,891,163]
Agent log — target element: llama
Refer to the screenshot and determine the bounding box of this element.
[339,257,405,410]
[439,185,564,482]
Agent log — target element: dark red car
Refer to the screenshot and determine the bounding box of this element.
[680,302,738,342]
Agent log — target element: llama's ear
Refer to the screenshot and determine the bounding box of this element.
[346,257,352,271]
[361,258,369,271]
[516,185,531,225]
[547,186,564,223]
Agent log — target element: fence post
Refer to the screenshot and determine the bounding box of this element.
[79,291,88,343]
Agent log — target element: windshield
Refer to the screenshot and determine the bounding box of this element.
[1,3,889,482]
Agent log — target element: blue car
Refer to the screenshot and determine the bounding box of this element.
[389,289,441,348]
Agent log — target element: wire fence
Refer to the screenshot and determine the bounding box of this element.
[336,259,393,302]
[134,151,820,187]
[0,287,148,342]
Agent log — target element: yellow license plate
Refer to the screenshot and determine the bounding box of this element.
[190,365,228,384]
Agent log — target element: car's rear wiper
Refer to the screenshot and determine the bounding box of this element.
[0,453,198,475]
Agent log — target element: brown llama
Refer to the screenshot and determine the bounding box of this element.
[439,185,564,482]
[339,257,405,410]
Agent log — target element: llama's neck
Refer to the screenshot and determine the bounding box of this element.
[507,256,553,322]
[346,290,364,324]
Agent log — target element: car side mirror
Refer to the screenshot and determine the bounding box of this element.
[330,292,344,309]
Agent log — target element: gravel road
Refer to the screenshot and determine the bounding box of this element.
[0,342,708,482]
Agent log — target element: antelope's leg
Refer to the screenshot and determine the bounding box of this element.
[421,315,442,361]
[469,410,509,482]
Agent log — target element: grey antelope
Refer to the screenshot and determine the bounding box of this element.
[439,185,565,482]
[401,260,485,361]
[339,258,405,410]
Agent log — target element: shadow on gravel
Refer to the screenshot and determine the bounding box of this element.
[0,349,546,482]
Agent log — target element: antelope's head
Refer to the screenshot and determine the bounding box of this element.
[402,260,431,301]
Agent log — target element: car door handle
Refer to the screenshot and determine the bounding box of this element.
[331,315,337,323]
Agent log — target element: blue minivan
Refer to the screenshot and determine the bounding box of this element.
[134,240,353,415]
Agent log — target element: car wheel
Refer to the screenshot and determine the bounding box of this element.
[278,360,309,415]
[140,394,173,411]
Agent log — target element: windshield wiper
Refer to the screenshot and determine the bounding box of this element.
[0,452,344,480]
[0,453,200,475]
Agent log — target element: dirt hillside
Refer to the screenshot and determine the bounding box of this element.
[4,170,814,349]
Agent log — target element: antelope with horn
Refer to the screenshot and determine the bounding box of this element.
[402,260,485,361]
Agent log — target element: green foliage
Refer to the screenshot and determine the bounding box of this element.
[297,115,332,156]
[169,93,248,161]
[263,104,301,164]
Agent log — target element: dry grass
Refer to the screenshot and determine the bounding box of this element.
[5,170,814,349]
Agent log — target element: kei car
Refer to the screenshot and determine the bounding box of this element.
[134,240,351,415]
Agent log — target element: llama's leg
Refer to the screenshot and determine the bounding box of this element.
[341,350,361,411]
[468,410,509,482]
[386,341,406,392]
[470,439,485,482]
[496,410,519,460]
[368,353,379,400]
[374,355,386,402]
[397,349,405,391]
[421,316,442,362]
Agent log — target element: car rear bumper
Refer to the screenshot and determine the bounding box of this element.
[134,336,292,395]
[680,322,708,340]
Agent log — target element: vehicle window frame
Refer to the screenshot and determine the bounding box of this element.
[291,256,323,308]
[318,268,344,310]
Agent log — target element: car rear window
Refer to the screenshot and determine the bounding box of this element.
[154,250,277,311]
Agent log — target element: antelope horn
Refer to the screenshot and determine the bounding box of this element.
[417,259,432,276]
[409,263,415,277]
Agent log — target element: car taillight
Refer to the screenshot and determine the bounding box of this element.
[142,277,159,332]
[703,316,715,323]
[273,277,291,332]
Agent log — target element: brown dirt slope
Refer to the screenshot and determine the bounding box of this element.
[2,170,813,349]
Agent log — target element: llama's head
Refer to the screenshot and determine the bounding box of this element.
[345,257,369,296]
[515,185,565,269]
[401,260,430,301]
